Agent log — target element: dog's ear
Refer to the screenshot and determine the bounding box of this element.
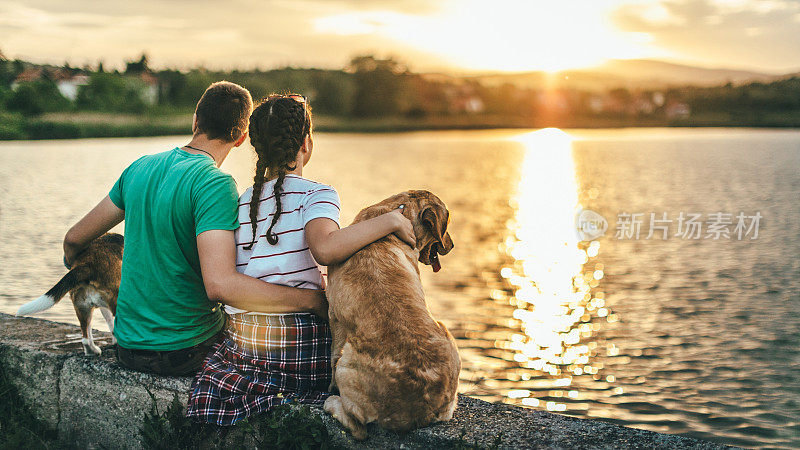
[421,206,446,246]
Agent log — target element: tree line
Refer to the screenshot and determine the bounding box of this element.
[2,52,800,127]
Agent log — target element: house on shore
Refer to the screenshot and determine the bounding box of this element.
[137,72,159,105]
[53,71,90,101]
[11,67,159,105]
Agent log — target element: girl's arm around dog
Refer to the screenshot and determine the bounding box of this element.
[305,209,415,266]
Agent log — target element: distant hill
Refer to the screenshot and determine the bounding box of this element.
[588,59,778,86]
[467,59,783,91]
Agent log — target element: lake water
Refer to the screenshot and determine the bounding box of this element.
[1,128,798,448]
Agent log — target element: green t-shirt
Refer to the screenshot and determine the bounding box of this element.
[109,147,239,351]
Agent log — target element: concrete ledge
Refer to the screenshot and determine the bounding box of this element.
[0,313,726,449]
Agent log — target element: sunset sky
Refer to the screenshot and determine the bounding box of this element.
[2,0,799,73]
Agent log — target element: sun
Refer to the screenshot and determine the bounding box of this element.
[314,0,654,73]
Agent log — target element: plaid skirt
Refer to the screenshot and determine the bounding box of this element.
[186,312,332,426]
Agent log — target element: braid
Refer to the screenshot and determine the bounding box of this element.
[265,171,286,244]
[244,155,268,250]
[246,94,312,247]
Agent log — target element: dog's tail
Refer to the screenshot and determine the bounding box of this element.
[17,266,89,316]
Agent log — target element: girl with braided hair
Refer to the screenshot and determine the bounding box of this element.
[187,94,415,425]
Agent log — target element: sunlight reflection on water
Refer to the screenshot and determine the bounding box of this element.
[498,129,612,412]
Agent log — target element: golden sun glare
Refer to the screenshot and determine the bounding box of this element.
[315,0,655,72]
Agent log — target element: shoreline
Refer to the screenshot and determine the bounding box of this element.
[2,111,800,141]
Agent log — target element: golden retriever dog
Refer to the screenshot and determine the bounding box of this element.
[324,190,459,440]
[17,233,122,356]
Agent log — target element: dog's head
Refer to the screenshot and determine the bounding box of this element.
[380,190,454,272]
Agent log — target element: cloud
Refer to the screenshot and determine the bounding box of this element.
[305,0,441,14]
[0,0,457,71]
[612,0,800,72]
[1,0,799,72]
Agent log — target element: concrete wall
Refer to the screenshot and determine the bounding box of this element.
[0,313,725,449]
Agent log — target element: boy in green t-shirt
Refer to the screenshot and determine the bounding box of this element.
[62,81,327,376]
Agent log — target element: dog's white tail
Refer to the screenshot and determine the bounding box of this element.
[17,267,87,316]
[16,295,56,316]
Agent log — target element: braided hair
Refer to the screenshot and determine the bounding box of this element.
[244,94,312,250]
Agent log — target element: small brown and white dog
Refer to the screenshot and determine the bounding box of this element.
[324,190,459,440]
[17,233,123,356]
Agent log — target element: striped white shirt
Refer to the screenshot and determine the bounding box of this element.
[226,174,341,315]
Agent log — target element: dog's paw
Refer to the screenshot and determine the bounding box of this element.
[324,396,348,428]
[323,395,367,440]
[82,338,102,356]
[323,395,341,417]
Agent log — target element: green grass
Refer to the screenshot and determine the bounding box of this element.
[4,109,800,141]
[0,111,192,140]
